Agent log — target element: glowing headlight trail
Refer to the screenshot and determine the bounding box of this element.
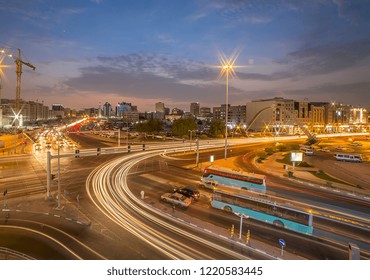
[87,151,198,259]
[113,154,246,259]
[86,150,250,260]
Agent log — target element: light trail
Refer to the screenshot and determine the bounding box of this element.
[86,149,254,259]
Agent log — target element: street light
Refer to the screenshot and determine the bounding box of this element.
[217,51,240,159]
[234,212,249,239]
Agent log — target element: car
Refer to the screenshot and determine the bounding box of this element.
[173,186,200,201]
[200,180,218,190]
[161,192,191,208]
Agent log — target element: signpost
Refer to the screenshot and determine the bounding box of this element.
[290,151,303,173]
[279,239,286,256]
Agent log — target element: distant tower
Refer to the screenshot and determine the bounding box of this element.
[155,102,165,113]
[190,102,200,117]
[98,102,102,118]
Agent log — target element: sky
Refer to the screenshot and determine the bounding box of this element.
[0,0,370,112]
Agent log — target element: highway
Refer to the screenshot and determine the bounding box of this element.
[85,149,273,259]
[124,153,369,259]
[1,131,369,259]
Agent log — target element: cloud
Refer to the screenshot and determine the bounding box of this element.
[56,53,234,110]
[157,34,176,44]
[332,0,370,24]
[275,39,370,78]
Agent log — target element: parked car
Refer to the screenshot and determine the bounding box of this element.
[161,192,191,208]
[173,186,200,201]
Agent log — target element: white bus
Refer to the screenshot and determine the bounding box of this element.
[334,153,363,162]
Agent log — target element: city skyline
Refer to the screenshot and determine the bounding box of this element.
[1,0,370,111]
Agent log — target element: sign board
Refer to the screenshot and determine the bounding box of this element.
[279,239,286,247]
[290,152,303,162]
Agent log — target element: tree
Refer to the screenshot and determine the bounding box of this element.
[172,118,198,137]
[209,119,225,137]
[134,119,163,134]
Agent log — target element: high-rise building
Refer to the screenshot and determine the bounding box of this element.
[190,102,200,117]
[200,107,212,118]
[155,102,165,113]
[102,102,113,117]
[213,104,231,123]
[230,105,246,124]
[116,102,133,117]
[154,102,165,120]
[52,104,64,111]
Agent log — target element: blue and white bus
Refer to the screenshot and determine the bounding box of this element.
[201,167,266,192]
[211,190,313,235]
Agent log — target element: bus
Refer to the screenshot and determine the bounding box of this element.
[334,153,362,162]
[211,190,313,235]
[201,167,266,192]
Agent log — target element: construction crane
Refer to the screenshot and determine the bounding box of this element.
[0,48,36,126]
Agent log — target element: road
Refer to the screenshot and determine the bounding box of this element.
[125,154,369,259]
[1,133,369,259]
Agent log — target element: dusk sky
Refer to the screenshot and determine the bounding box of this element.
[0,0,370,112]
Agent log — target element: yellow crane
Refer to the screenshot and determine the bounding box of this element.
[0,48,36,126]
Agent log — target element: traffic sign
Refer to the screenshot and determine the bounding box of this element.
[279,239,286,247]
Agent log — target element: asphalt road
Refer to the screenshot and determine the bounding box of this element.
[127,156,369,259]
[1,133,369,259]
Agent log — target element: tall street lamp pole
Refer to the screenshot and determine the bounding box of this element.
[217,51,240,160]
[224,64,231,160]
